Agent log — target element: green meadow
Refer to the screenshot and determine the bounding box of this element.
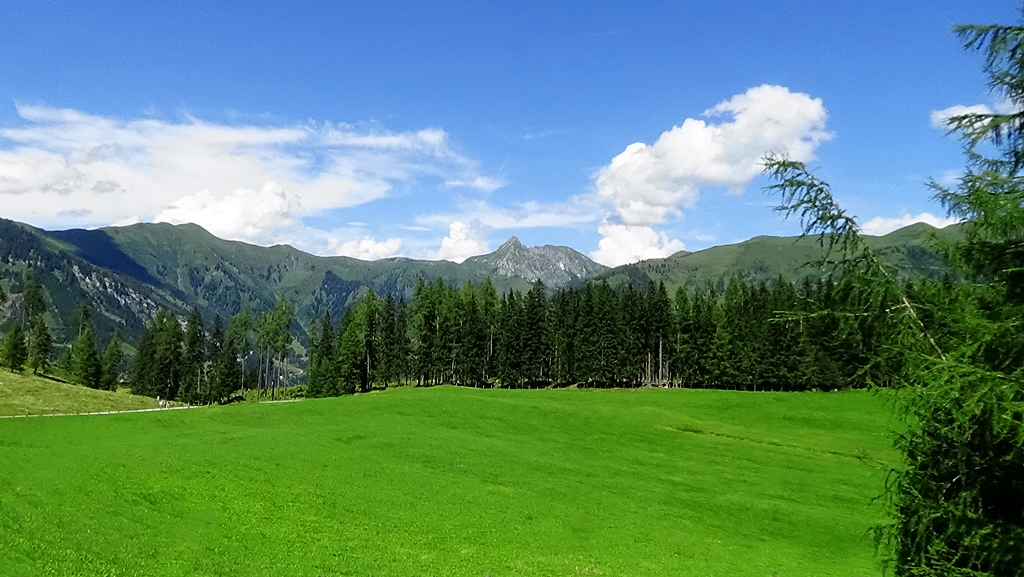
[0,386,898,576]
[0,371,158,417]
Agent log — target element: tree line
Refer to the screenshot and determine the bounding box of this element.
[304,272,898,396]
[127,296,296,404]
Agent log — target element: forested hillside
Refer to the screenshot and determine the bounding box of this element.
[0,219,185,346]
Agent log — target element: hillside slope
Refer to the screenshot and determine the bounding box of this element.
[0,371,158,416]
[0,219,185,346]
[599,222,961,292]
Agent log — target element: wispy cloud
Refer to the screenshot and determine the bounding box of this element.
[0,104,503,247]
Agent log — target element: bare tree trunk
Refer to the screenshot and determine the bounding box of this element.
[659,339,663,385]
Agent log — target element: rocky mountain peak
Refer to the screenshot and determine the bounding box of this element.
[498,236,523,250]
[465,236,609,287]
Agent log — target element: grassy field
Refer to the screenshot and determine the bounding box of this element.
[0,386,899,576]
[0,370,158,417]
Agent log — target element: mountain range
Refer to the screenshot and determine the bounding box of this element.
[0,217,959,345]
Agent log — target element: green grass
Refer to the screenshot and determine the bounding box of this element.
[0,371,158,416]
[0,387,899,576]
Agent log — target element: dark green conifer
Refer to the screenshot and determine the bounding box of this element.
[26,314,52,375]
[2,323,27,372]
[100,332,124,391]
[70,326,102,389]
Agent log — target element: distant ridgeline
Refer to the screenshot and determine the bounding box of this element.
[0,217,961,400]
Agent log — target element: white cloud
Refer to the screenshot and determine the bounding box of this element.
[860,212,961,236]
[593,84,831,228]
[589,84,829,266]
[930,104,993,130]
[0,104,502,243]
[590,224,685,267]
[416,196,602,232]
[434,221,489,263]
[325,235,403,260]
[994,98,1023,115]
[155,181,301,243]
[444,175,506,192]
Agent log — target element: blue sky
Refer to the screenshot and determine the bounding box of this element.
[0,0,1017,265]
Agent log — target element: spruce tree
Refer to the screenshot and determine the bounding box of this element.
[2,323,27,372]
[645,281,674,385]
[26,314,52,375]
[21,272,46,321]
[131,309,184,400]
[672,286,696,387]
[211,315,243,402]
[100,332,124,391]
[226,307,256,392]
[521,281,549,385]
[180,307,207,403]
[70,326,102,389]
[70,301,91,339]
[307,311,337,397]
[478,277,500,381]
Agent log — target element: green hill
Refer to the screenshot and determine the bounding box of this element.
[600,222,962,292]
[0,371,158,416]
[0,386,895,576]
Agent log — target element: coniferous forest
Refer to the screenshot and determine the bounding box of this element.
[110,271,965,404]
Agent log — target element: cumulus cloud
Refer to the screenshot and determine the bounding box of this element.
[587,84,830,265]
[155,181,301,243]
[435,221,489,263]
[930,104,994,130]
[325,235,403,260]
[593,84,831,228]
[860,212,961,236]
[590,223,686,267]
[0,104,502,245]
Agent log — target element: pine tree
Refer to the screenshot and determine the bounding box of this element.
[456,284,488,387]
[478,277,500,382]
[645,281,674,385]
[131,309,184,400]
[210,315,242,402]
[2,323,27,372]
[21,272,46,323]
[521,281,549,385]
[226,307,256,393]
[690,282,720,387]
[100,332,124,391]
[179,307,207,403]
[497,290,524,387]
[617,285,646,385]
[70,301,91,339]
[26,314,52,375]
[307,311,337,397]
[257,296,295,398]
[336,309,361,395]
[70,326,102,389]
[672,286,696,387]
